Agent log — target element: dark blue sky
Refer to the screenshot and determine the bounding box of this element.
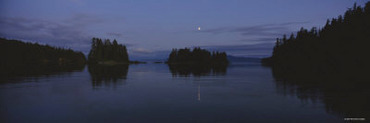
[0,0,368,59]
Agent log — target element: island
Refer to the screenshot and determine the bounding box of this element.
[167,47,228,64]
[87,37,129,65]
[166,47,228,76]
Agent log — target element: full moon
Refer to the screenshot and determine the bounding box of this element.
[197,27,201,31]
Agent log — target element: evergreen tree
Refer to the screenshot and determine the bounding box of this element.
[262,2,370,82]
[167,47,228,64]
[0,38,86,78]
[88,37,129,64]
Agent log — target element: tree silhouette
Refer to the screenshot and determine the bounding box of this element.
[167,47,229,77]
[262,2,370,82]
[88,37,129,64]
[167,47,228,64]
[0,38,86,79]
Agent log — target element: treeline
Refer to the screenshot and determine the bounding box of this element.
[167,47,228,64]
[262,2,370,81]
[88,37,129,64]
[0,38,86,78]
[0,38,86,65]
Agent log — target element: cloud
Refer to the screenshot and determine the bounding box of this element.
[106,32,124,38]
[130,47,153,54]
[202,21,309,37]
[200,21,309,44]
[238,37,276,42]
[0,14,103,53]
[68,0,86,5]
[66,13,103,25]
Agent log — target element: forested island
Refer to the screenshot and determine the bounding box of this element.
[88,37,130,64]
[0,38,86,78]
[167,47,228,64]
[262,2,370,82]
[166,47,228,77]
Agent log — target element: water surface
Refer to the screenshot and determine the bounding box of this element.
[0,63,356,123]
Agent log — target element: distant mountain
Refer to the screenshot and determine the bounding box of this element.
[227,56,261,63]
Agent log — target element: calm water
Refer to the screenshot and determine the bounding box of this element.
[0,62,357,123]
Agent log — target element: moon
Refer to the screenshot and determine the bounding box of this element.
[197,27,201,31]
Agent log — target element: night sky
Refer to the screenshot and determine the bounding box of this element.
[0,0,368,60]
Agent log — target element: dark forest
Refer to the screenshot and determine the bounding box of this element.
[262,3,370,82]
[0,38,86,78]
